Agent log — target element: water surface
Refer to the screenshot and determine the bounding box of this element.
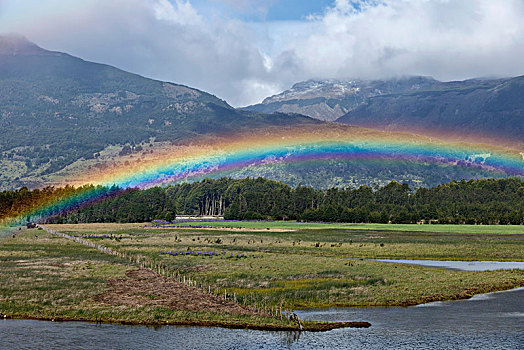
[2,288,523,349]
[369,259,524,271]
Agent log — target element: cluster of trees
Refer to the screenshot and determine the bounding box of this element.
[169,177,523,224]
[1,177,523,225]
[0,185,175,224]
[55,187,176,223]
[0,185,102,224]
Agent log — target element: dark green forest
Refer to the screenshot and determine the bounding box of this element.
[2,177,523,225]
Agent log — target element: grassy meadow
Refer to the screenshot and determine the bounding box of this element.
[0,228,306,330]
[1,222,522,328]
[167,221,524,235]
[44,222,524,310]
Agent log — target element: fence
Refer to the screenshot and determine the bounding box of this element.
[37,224,301,327]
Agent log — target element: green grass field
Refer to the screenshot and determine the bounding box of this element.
[168,221,524,235]
[46,222,524,311]
[0,228,305,330]
[54,222,524,261]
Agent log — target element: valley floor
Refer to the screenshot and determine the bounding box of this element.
[0,222,522,330]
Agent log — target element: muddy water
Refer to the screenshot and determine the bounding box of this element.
[2,288,523,349]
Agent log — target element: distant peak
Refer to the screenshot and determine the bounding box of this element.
[0,34,47,55]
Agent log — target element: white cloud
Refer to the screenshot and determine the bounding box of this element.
[279,0,524,82]
[1,0,523,106]
[152,0,202,25]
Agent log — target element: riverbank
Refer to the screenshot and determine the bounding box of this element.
[0,314,370,332]
[2,288,523,349]
[0,313,370,332]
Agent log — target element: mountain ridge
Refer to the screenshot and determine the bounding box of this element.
[244,75,523,148]
[0,34,51,56]
[0,34,317,189]
[335,75,524,146]
[244,76,439,121]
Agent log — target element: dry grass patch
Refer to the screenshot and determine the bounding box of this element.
[95,268,257,315]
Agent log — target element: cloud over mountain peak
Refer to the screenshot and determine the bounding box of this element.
[1,0,523,106]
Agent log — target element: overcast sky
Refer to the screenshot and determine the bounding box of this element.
[1,0,524,106]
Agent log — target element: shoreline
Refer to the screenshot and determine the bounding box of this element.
[365,258,524,269]
[3,285,523,331]
[0,314,370,332]
[286,282,523,309]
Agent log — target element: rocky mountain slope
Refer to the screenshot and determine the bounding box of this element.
[0,35,315,188]
[244,77,438,121]
[246,76,524,148]
[336,77,524,146]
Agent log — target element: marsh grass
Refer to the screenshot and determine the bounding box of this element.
[47,222,524,235]
[42,223,524,310]
[0,229,300,329]
[0,229,128,318]
[52,223,524,262]
[165,221,524,235]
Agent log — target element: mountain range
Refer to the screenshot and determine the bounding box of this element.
[0,35,315,189]
[245,77,438,122]
[246,76,524,147]
[0,34,522,190]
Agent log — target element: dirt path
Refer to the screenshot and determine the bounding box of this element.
[38,225,257,315]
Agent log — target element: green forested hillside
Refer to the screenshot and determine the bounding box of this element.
[0,35,315,188]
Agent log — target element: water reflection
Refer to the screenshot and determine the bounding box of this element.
[280,331,302,346]
[1,288,522,349]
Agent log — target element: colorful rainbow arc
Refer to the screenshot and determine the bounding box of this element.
[84,138,523,189]
[2,132,523,228]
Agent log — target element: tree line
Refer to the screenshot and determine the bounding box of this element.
[1,177,523,225]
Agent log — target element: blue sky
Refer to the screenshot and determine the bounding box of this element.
[189,0,334,21]
[257,0,333,20]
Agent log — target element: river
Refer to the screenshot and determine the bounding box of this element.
[2,287,522,349]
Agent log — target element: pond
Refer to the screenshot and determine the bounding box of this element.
[368,259,524,271]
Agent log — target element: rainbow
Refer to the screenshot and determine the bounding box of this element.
[2,125,523,229]
[76,127,523,188]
